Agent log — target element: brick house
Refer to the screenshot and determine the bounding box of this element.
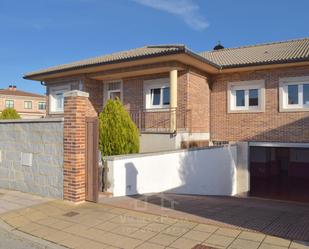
[24,38,309,201]
[0,85,46,119]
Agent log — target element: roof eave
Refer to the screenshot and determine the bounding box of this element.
[23,49,220,81]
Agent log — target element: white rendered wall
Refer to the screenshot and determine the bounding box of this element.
[106,145,238,197]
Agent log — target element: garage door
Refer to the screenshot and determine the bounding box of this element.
[250,146,309,203]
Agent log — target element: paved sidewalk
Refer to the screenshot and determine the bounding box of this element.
[0,189,309,249]
[100,193,309,241]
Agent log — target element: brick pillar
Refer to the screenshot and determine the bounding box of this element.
[63,90,89,202]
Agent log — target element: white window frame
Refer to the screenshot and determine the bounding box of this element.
[24,101,32,109]
[227,80,265,113]
[5,100,14,108]
[279,76,309,112]
[144,78,170,110]
[103,80,123,104]
[38,102,46,110]
[49,85,70,114]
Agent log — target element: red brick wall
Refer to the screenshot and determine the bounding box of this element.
[63,95,87,202]
[210,65,309,143]
[187,70,210,133]
[84,78,103,115]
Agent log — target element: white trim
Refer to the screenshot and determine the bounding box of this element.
[227,80,265,113]
[279,76,309,112]
[144,78,170,109]
[103,80,123,104]
[249,142,309,148]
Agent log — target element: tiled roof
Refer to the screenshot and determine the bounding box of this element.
[24,38,309,79]
[24,45,189,78]
[0,89,45,98]
[199,38,309,68]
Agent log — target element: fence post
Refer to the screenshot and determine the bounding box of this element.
[63,90,89,203]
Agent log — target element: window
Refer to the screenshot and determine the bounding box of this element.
[5,100,14,108]
[38,102,46,110]
[104,81,122,103]
[24,101,32,109]
[144,78,170,109]
[279,76,309,111]
[49,85,70,113]
[228,80,265,113]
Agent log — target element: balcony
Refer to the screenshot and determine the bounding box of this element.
[129,108,191,133]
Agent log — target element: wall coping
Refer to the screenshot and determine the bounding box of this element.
[104,144,236,161]
[64,90,89,98]
[0,117,64,124]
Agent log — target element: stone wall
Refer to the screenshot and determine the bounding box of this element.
[0,118,64,198]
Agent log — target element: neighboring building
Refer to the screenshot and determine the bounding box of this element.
[0,86,46,119]
[24,38,309,202]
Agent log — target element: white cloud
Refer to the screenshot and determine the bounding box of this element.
[133,0,209,31]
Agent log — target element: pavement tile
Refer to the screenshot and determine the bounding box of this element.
[258,244,289,249]
[263,235,291,247]
[205,234,235,248]
[42,230,73,243]
[183,230,212,242]
[5,216,31,228]
[111,224,138,236]
[193,224,219,233]
[130,228,157,240]
[170,237,201,249]
[215,228,241,238]
[47,219,75,230]
[63,224,91,236]
[163,225,190,237]
[144,222,170,233]
[174,220,198,229]
[99,232,143,249]
[60,235,96,249]
[30,226,59,239]
[228,238,261,249]
[94,221,120,231]
[18,222,45,233]
[135,242,165,249]
[290,240,309,249]
[149,233,179,246]
[238,231,265,242]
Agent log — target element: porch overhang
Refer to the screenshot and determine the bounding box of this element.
[23,53,220,82]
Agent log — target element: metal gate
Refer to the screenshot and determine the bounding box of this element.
[86,117,99,202]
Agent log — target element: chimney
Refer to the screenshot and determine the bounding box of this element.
[213,42,225,51]
[8,85,12,90]
[12,85,16,91]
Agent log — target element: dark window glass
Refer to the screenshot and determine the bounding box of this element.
[151,88,161,105]
[288,85,299,105]
[38,102,46,110]
[163,87,170,105]
[236,90,245,107]
[249,89,259,106]
[303,84,309,105]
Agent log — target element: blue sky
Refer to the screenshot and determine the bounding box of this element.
[0,0,308,94]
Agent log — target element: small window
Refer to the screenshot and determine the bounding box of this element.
[236,90,245,107]
[162,87,170,105]
[5,100,14,108]
[303,84,309,105]
[105,81,122,102]
[144,78,170,109]
[228,80,265,113]
[288,85,299,105]
[24,101,32,109]
[249,89,259,106]
[280,78,309,111]
[38,102,46,110]
[49,85,70,113]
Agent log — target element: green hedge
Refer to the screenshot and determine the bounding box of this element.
[0,108,21,120]
[99,98,139,157]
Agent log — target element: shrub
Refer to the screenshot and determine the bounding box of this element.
[0,108,21,120]
[99,98,139,157]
